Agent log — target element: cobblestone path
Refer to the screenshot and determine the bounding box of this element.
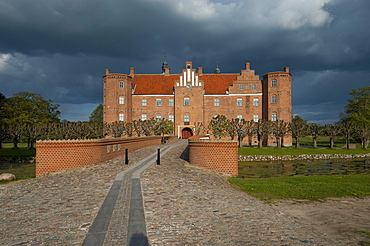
[1,139,339,245]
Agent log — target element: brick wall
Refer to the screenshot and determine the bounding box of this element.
[188,136,238,176]
[36,136,173,177]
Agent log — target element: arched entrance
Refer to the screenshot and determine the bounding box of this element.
[181,128,193,139]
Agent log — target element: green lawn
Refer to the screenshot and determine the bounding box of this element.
[228,174,370,203]
[238,147,370,156]
[0,143,36,156]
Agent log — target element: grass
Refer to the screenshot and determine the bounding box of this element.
[238,147,370,156]
[228,174,370,203]
[0,163,36,182]
[0,142,36,156]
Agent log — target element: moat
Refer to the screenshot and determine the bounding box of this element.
[239,158,370,178]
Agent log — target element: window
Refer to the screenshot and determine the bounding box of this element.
[169,98,174,106]
[156,115,162,121]
[156,98,162,106]
[253,98,259,106]
[184,114,190,122]
[119,96,124,105]
[214,98,220,107]
[141,114,147,121]
[272,80,277,87]
[184,97,190,106]
[142,99,147,106]
[169,114,174,122]
[253,115,259,122]
[272,95,277,104]
[239,84,244,90]
[119,113,124,121]
[272,113,277,121]
[251,84,256,90]
[237,98,243,106]
[119,81,124,88]
[237,115,243,122]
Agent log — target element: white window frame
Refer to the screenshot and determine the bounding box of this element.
[169,114,174,122]
[141,114,147,121]
[251,84,256,90]
[142,99,147,107]
[119,81,124,88]
[156,98,162,106]
[253,115,259,122]
[272,80,277,87]
[184,97,190,106]
[272,113,277,121]
[119,113,124,121]
[237,115,243,122]
[214,98,220,107]
[184,114,190,122]
[272,95,277,104]
[253,98,259,106]
[156,114,162,121]
[119,96,124,105]
[237,98,243,106]
[169,98,174,106]
[239,84,244,90]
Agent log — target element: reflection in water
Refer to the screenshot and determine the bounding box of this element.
[239,158,370,178]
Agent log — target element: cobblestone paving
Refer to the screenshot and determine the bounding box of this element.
[0,143,163,246]
[141,141,336,245]
[1,139,341,245]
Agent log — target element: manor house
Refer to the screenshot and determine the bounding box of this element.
[103,61,292,145]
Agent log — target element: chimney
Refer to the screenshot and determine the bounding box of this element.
[198,67,203,75]
[130,67,135,77]
[246,62,250,70]
[105,69,110,75]
[284,67,290,73]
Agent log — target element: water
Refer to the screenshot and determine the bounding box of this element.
[239,158,370,178]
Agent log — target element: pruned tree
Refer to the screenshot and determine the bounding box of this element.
[154,119,174,143]
[24,123,43,148]
[271,120,290,148]
[340,122,355,149]
[194,122,206,135]
[290,115,308,148]
[354,124,370,150]
[256,120,271,148]
[324,124,341,149]
[308,123,324,148]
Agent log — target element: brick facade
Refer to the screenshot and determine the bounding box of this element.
[35,136,173,177]
[188,136,238,176]
[104,61,292,145]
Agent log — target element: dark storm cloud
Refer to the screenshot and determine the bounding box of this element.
[0,0,369,122]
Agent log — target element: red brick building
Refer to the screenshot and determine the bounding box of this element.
[103,61,292,145]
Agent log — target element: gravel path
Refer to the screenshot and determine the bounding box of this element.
[1,139,340,245]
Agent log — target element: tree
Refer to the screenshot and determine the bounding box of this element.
[308,123,324,148]
[208,115,228,139]
[271,120,290,148]
[340,122,355,149]
[341,86,370,126]
[290,115,308,148]
[354,124,370,149]
[325,124,341,149]
[2,92,60,124]
[256,120,271,148]
[89,104,103,123]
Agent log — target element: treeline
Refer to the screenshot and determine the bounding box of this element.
[206,115,370,149]
[0,119,174,149]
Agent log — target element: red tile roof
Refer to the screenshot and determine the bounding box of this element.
[132,73,239,95]
[201,74,238,94]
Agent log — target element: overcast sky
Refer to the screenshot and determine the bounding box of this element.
[0,0,369,124]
